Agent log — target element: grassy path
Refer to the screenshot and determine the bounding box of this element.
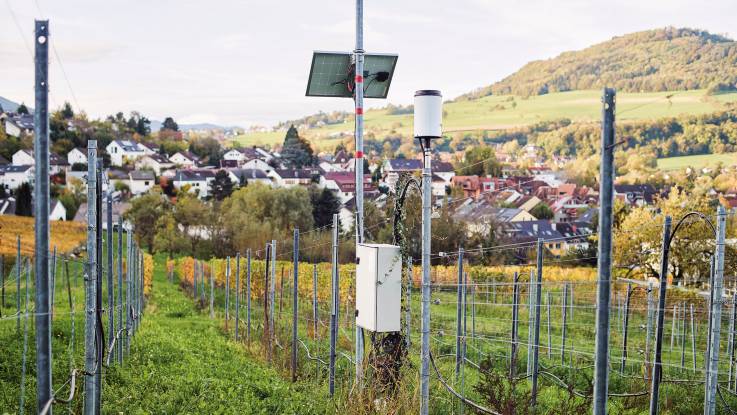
[102,255,328,414]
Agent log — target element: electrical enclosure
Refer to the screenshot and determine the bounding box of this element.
[356,243,402,332]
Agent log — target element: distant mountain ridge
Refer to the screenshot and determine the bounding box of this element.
[457,27,737,100]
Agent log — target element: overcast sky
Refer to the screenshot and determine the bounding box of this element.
[2,0,736,127]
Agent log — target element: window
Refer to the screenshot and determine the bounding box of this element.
[144,181,150,186]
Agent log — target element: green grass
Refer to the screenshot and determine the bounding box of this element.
[657,152,737,171]
[233,89,737,150]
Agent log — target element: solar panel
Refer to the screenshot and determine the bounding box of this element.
[306,51,398,99]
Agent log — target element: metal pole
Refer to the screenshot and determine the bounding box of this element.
[265,244,272,362]
[527,269,535,376]
[117,216,123,364]
[50,247,56,321]
[226,256,230,328]
[125,226,132,357]
[455,247,464,377]
[680,303,686,370]
[510,272,519,378]
[107,191,114,357]
[406,259,413,348]
[646,282,654,372]
[236,253,241,340]
[562,283,568,365]
[621,283,632,373]
[531,239,544,409]
[649,216,672,415]
[247,249,251,344]
[210,260,214,319]
[690,303,696,373]
[329,214,339,396]
[593,87,616,415]
[546,291,551,358]
[353,0,366,386]
[1,255,4,312]
[730,295,737,386]
[670,305,677,353]
[313,263,318,340]
[84,139,97,415]
[420,133,433,415]
[32,19,52,413]
[17,235,21,331]
[270,240,276,345]
[705,206,727,415]
[292,229,299,382]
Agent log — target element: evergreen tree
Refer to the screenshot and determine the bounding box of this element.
[60,102,74,119]
[210,170,234,201]
[310,187,340,228]
[16,103,29,115]
[161,117,179,132]
[15,183,33,216]
[281,125,315,168]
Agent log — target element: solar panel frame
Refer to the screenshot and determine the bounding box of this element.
[305,51,398,99]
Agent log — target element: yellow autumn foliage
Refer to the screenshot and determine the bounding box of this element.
[0,215,86,256]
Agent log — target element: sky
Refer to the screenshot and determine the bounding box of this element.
[2,0,737,127]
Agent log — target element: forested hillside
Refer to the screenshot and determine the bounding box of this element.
[459,28,737,99]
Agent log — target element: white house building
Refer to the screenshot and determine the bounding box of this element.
[49,153,69,175]
[1,114,34,137]
[106,140,148,167]
[0,165,33,190]
[67,147,87,166]
[226,168,273,187]
[12,149,35,166]
[172,169,215,198]
[49,199,67,221]
[129,170,156,195]
[169,151,200,169]
[135,154,173,175]
[268,168,320,188]
[242,158,272,173]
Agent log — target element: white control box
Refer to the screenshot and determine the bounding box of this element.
[356,243,402,332]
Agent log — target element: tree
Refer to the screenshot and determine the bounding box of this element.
[58,177,86,220]
[189,137,222,165]
[530,203,554,220]
[455,146,502,177]
[154,213,186,258]
[173,194,210,257]
[161,117,179,132]
[125,192,170,252]
[281,125,315,168]
[15,183,33,216]
[310,187,340,229]
[210,170,234,201]
[16,103,29,115]
[60,102,74,119]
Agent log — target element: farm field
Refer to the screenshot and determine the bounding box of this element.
[0,216,86,257]
[232,89,737,150]
[656,152,737,171]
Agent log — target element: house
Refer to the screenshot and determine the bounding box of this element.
[138,142,158,155]
[106,140,148,167]
[0,165,33,190]
[432,160,455,183]
[129,170,155,195]
[74,201,131,228]
[382,158,423,190]
[49,199,67,221]
[614,184,658,206]
[172,169,215,198]
[501,220,593,257]
[67,147,87,166]
[322,172,374,203]
[454,199,537,235]
[0,197,66,221]
[269,168,321,188]
[450,175,494,199]
[169,151,201,169]
[226,168,273,187]
[135,154,173,175]
[49,153,69,175]
[222,147,264,166]
[2,114,34,137]
[12,149,34,166]
[242,158,272,173]
[338,197,355,233]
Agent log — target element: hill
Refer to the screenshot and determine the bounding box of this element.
[458,27,737,100]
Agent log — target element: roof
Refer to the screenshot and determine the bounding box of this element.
[274,168,321,180]
[112,140,145,152]
[130,170,155,180]
[50,153,69,166]
[0,197,16,215]
[173,151,201,162]
[432,160,454,173]
[6,114,34,130]
[388,158,422,171]
[175,169,215,181]
[143,153,171,164]
[334,150,351,164]
[140,142,158,152]
[502,220,593,243]
[0,164,33,173]
[228,168,269,180]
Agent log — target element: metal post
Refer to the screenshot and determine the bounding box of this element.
[646,282,654,371]
[31,20,53,413]
[621,284,632,373]
[680,303,686,370]
[406,259,413,348]
[117,216,123,364]
[265,244,272,362]
[19,256,30,415]
[201,259,205,304]
[593,87,616,415]
[531,239,544,408]
[313,263,318,339]
[329,214,339,396]
[546,291,552,358]
[50,247,56,321]
[226,256,231,328]
[292,229,299,382]
[510,272,519,378]
[420,132,433,415]
[649,216,672,415]
[562,283,568,365]
[270,240,276,345]
[1,255,4,311]
[84,139,97,415]
[527,269,535,376]
[455,247,464,376]
[16,235,21,331]
[107,191,114,357]
[210,261,215,319]
[690,303,696,373]
[236,253,241,340]
[730,295,737,386]
[125,227,132,357]
[247,249,251,344]
[194,259,198,299]
[705,206,727,415]
[671,305,677,352]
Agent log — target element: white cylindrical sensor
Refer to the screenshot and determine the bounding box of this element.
[414,90,442,138]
